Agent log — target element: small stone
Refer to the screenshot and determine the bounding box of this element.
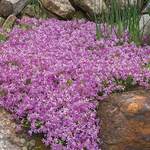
[22,146,28,150]
[29,139,36,147]
[2,15,17,32]
[27,139,36,150]
[20,138,26,145]
[0,88,8,96]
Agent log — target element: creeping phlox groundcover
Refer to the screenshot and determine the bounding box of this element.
[0,18,150,150]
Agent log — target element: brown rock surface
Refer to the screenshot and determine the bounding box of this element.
[41,0,75,19]
[0,0,13,18]
[0,107,48,149]
[0,0,28,18]
[98,89,150,150]
[70,0,106,18]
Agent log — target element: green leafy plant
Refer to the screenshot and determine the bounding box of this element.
[94,0,144,45]
[0,33,8,42]
[115,76,136,91]
[22,118,30,129]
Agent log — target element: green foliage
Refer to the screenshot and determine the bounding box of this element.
[18,23,32,30]
[29,0,41,15]
[35,120,43,128]
[22,118,30,129]
[29,0,39,5]
[66,79,73,86]
[22,118,43,129]
[115,76,136,91]
[57,138,67,146]
[144,61,150,70]
[94,0,143,45]
[0,33,8,42]
[144,0,149,4]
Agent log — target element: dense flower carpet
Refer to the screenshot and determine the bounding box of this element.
[0,18,150,149]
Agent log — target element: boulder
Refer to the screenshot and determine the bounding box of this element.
[0,107,50,150]
[12,0,28,15]
[98,89,150,150]
[40,0,75,19]
[0,108,35,150]
[142,1,150,14]
[0,0,28,18]
[0,0,13,18]
[70,0,107,18]
[140,14,150,34]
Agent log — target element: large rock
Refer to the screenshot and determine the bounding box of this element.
[0,0,13,18]
[98,89,150,150]
[142,1,150,14]
[0,108,34,150]
[0,107,50,150]
[140,14,150,34]
[140,14,150,44]
[12,0,28,15]
[0,0,28,18]
[41,0,75,19]
[70,0,107,17]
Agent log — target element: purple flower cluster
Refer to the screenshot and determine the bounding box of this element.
[0,18,150,150]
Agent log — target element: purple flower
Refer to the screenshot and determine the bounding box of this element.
[0,18,150,149]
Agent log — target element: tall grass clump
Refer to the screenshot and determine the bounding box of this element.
[94,0,102,40]
[95,0,144,45]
